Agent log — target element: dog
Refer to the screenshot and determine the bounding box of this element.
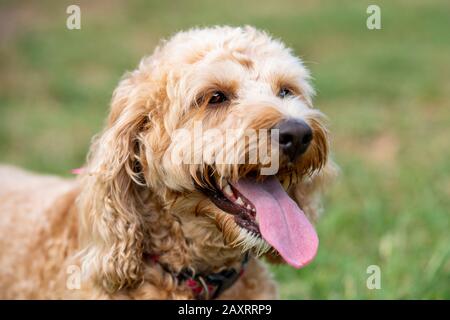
[0,26,336,299]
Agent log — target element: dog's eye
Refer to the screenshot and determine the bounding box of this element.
[278,88,293,98]
[208,91,228,105]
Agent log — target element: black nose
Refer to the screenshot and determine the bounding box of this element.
[275,119,313,162]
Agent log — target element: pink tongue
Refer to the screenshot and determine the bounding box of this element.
[232,177,318,268]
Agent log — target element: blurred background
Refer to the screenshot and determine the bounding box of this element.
[0,0,449,299]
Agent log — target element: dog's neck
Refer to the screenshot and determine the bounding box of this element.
[145,191,246,275]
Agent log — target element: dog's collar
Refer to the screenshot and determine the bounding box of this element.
[147,253,249,300]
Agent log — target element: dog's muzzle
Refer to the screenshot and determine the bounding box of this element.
[274,119,313,162]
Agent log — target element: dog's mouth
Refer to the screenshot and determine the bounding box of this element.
[200,177,260,234]
[197,173,319,269]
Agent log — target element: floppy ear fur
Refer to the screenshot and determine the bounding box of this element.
[77,73,153,292]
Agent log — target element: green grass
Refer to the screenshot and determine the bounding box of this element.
[1,0,449,299]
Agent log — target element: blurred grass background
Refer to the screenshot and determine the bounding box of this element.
[0,0,449,299]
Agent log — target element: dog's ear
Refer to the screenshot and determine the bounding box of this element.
[77,73,153,292]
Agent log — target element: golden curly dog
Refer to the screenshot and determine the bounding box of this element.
[0,26,336,299]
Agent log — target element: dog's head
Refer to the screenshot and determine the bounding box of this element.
[78,26,337,292]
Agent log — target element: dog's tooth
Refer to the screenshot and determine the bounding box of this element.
[252,208,256,212]
[246,204,252,210]
[223,184,233,197]
[221,179,228,189]
[235,197,244,206]
[282,178,290,191]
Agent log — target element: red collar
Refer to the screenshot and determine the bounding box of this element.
[148,253,249,300]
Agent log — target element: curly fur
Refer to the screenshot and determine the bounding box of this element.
[0,26,336,299]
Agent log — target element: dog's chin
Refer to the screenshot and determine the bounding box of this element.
[214,209,273,257]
